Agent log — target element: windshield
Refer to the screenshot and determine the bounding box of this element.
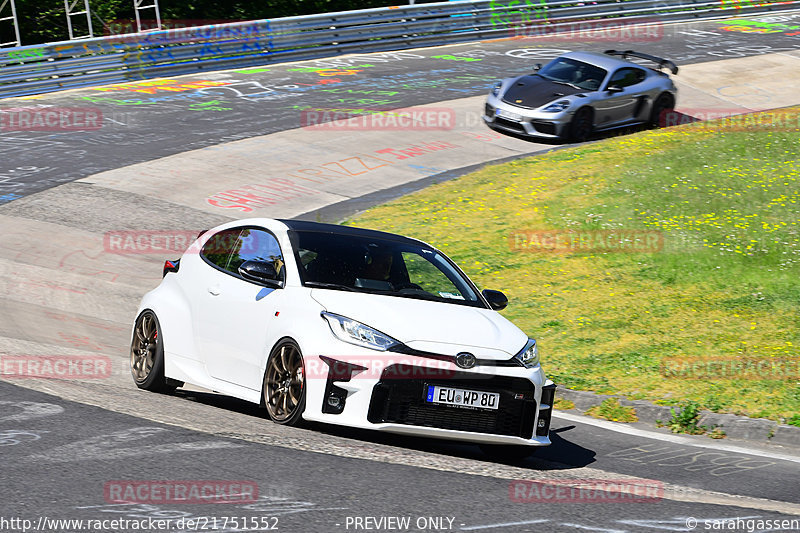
[538,57,607,91]
[290,230,484,307]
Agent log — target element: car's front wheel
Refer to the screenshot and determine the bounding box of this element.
[263,340,306,426]
[130,310,176,393]
[568,107,594,142]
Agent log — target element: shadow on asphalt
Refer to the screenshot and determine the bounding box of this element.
[172,389,596,471]
[488,119,692,145]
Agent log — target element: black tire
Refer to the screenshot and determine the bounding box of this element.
[568,107,594,143]
[479,444,537,462]
[649,93,674,128]
[263,340,306,426]
[130,310,176,393]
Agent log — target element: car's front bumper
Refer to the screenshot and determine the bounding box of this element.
[483,96,572,140]
[302,347,555,447]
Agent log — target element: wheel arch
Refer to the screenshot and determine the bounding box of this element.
[653,91,675,109]
[137,279,195,364]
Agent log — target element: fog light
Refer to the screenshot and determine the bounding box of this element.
[327,395,341,408]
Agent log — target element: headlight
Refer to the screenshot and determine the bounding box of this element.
[542,100,570,113]
[515,338,539,368]
[490,82,502,97]
[321,312,399,351]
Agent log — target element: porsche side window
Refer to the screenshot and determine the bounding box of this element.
[200,228,243,271]
[609,68,646,88]
[228,229,285,279]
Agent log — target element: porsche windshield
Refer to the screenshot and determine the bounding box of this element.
[538,58,607,91]
[290,230,483,307]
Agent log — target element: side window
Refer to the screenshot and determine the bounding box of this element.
[228,229,285,280]
[201,228,242,271]
[201,228,285,281]
[609,68,645,89]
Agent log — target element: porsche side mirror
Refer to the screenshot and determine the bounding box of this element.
[533,63,542,72]
[239,260,282,287]
[482,289,508,311]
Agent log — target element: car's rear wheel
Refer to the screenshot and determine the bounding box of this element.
[568,107,593,142]
[263,340,306,426]
[649,93,674,128]
[130,310,176,393]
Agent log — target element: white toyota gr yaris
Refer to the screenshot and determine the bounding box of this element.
[131,218,555,453]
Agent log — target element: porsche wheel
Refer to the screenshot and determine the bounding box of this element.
[263,340,306,426]
[568,107,594,142]
[130,310,175,393]
[649,93,674,128]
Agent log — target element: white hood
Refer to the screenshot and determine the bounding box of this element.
[311,290,528,360]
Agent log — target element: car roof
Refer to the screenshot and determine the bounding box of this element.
[559,51,641,71]
[277,219,432,248]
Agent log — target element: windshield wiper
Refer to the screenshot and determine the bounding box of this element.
[304,281,356,291]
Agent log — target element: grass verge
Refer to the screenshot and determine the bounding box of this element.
[586,398,638,423]
[347,108,800,422]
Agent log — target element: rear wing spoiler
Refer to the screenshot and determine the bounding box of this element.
[604,50,679,75]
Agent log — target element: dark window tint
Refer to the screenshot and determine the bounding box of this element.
[227,229,285,280]
[538,58,607,91]
[201,228,242,271]
[201,227,285,281]
[609,68,646,88]
[290,230,482,307]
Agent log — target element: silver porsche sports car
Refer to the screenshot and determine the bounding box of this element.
[483,50,678,142]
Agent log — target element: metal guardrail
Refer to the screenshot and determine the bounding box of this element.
[0,0,797,99]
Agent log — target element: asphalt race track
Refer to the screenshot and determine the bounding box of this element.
[3,17,800,199]
[1,12,800,533]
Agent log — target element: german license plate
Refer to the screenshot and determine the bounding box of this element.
[496,109,522,121]
[426,385,500,410]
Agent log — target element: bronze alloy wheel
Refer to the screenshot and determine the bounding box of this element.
[264,341,306,425]
[130,310,176,392]
[131,312,158,383]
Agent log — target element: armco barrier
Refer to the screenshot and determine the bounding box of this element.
[0,0,797,99]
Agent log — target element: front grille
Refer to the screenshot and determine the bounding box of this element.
[494,117,526,133]
[368,365,536,438]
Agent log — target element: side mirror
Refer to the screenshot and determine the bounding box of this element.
[238,260,282,287]
[482,289,508,311]
[533,63,542,72]
[606,85,624,93]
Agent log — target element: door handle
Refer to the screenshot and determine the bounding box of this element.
[207,286,220,296]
